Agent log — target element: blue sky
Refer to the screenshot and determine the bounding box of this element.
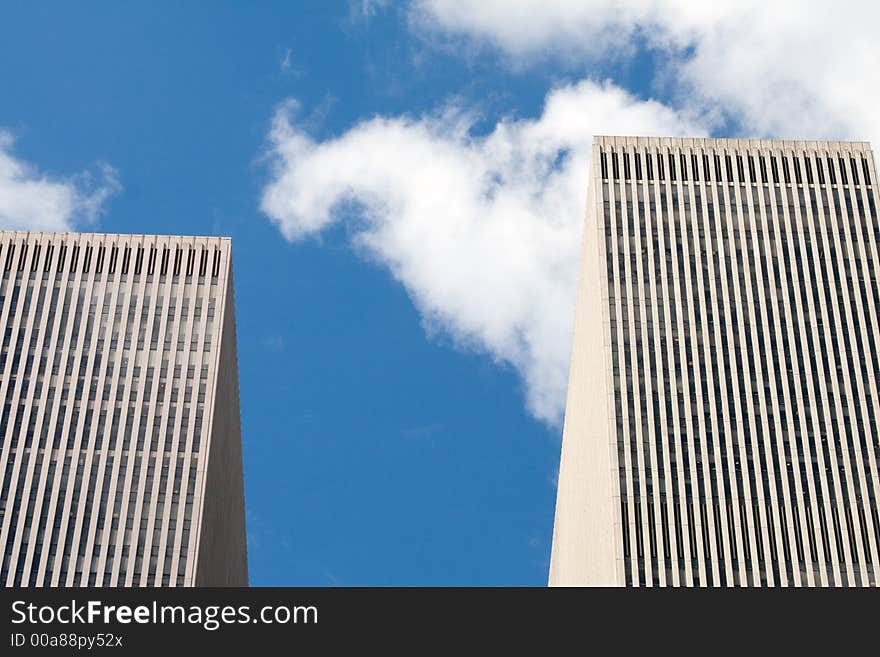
[1,1,875,585]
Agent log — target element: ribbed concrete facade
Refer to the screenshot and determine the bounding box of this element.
[550,137,880,587]
[0,231,247,586]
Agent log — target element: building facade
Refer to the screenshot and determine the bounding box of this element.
[550,137,880,587]
[0,231,247,587]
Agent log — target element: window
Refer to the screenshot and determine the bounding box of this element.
[850,157,860,185]
[825,156,836,184]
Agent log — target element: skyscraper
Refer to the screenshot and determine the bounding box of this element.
[550,137,880,587]
[0,231,247,587]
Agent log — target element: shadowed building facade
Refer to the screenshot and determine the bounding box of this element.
[551,137,880,586]
[0,231,247,586]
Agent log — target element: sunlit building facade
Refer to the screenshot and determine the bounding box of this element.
[551,137,880,586]
[0,231,247,586]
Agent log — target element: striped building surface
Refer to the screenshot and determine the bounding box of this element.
[550,137,880,586]
[0,231,247,586]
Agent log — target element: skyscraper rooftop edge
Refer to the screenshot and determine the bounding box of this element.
[0,230,233,242]
[592,135,873,150]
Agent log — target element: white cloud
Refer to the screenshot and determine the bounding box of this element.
[413,0,880,144]
[261,81,705,424]
[0,131,120,231]
[264,1,880,426]
[411,0,644,60]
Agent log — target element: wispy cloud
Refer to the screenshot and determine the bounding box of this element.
[356,0,389,17]
[281,47,293,71]
[262,335,286,352]
[279,47,303,77]
[401,423,444,440]
[0,130,120,231]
